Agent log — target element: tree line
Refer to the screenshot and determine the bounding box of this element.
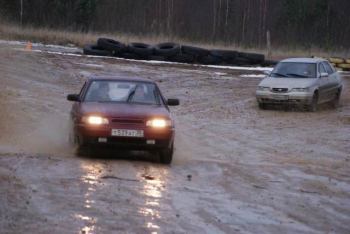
[1,0,349,50]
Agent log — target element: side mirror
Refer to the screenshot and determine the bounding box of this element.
[67,94,80,102]
[167,98,179,106]
[320,72,328,78]
[263,70,271,76]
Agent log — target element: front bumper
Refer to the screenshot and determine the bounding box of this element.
[256,90,313,104]
[75,124,174,150]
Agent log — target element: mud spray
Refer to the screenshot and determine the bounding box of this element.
[0,111,74,156]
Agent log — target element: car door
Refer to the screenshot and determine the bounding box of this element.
[322,61,340,100]
[317,63,331,103]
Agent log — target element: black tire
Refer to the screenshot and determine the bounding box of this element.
[74,135,91,156]
[167,53,195,63]
[258,103,267,110]
[154,42,181,57]
[198,54,223,65]
[83,44,112,56]
[148,55,166,61]
[210,49,238,61]
[307,92,318,112]
[117,52,141,60]
[238,52,265,64]
[330,89,341,108]
[76,145,92,157]
[226,57,252,66]
[97,38,126,55]
[181,45,209,57]
[128,42,153,57]
[159,145,173,164]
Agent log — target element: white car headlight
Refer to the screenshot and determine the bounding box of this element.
[291,88,309,92]
[146,118,172,128]
[257,86,270,91]
[82,116,109,125]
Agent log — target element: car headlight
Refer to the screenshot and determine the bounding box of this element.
[257,86,270,91]
[82,116,109,125]
[146,118,172,128]
[291,88,309,92]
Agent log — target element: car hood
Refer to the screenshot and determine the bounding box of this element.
[79,103,170,119]
[259,77,317,88]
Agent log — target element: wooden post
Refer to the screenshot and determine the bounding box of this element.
[266,30,271,59]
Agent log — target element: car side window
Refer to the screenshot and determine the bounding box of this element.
[322,62,334,75]
[328,62,337,73]
[318,63,327,75]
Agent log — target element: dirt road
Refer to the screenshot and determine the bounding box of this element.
[0,42,349,234]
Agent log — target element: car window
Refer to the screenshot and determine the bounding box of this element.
[322,62,334,75]
[318,63,327,74]
[271,62,316,78]
[328,63,337,73]
[84,80,160,105]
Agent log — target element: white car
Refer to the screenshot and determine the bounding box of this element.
[256,58,343,111]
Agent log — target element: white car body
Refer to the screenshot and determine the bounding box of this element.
[256,58,343,110]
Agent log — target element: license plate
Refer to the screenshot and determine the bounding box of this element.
[111,129,144,137]
[272,95,288,100]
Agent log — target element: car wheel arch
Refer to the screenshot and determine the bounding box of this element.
[338,86,343,93]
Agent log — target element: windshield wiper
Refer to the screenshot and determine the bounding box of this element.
[127,85,138,102]
[271,72,288,77]
[286,73,308,78]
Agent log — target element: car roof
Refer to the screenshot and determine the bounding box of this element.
[89,76,154,83]
[280,57,328,63]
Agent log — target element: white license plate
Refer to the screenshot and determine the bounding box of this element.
[272,95,288,100]
[111,129,144,137]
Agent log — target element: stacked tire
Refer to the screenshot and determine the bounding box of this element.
[97,38,126,55]
[236,52,265,65]
[208,49,238,65]
[83,37,269,67]
[329,57,350,71]
[83,44,112,57]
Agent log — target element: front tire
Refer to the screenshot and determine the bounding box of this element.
[307,93,318,112]
[330,89,341,108]
[159,144,174,165]
[76,144,92,157]
[75,136,92,157]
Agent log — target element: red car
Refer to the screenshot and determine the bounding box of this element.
[67,76,179,164]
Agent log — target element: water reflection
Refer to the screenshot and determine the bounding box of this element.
[147,222,160,229]
[75,161,105,234]
[81,226,95,234]
[138,170,168,233]
[74,156,169,233]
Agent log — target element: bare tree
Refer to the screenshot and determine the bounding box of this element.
[1,0,350,49]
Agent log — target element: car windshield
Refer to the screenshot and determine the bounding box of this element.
[271,62,317,78]
[84,80,161,105]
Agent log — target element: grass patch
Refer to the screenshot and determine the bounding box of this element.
[0,23,349,59]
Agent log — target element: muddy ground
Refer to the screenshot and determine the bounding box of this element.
[0,42,349,234]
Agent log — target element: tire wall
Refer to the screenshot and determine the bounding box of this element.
[83,38,274,67]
